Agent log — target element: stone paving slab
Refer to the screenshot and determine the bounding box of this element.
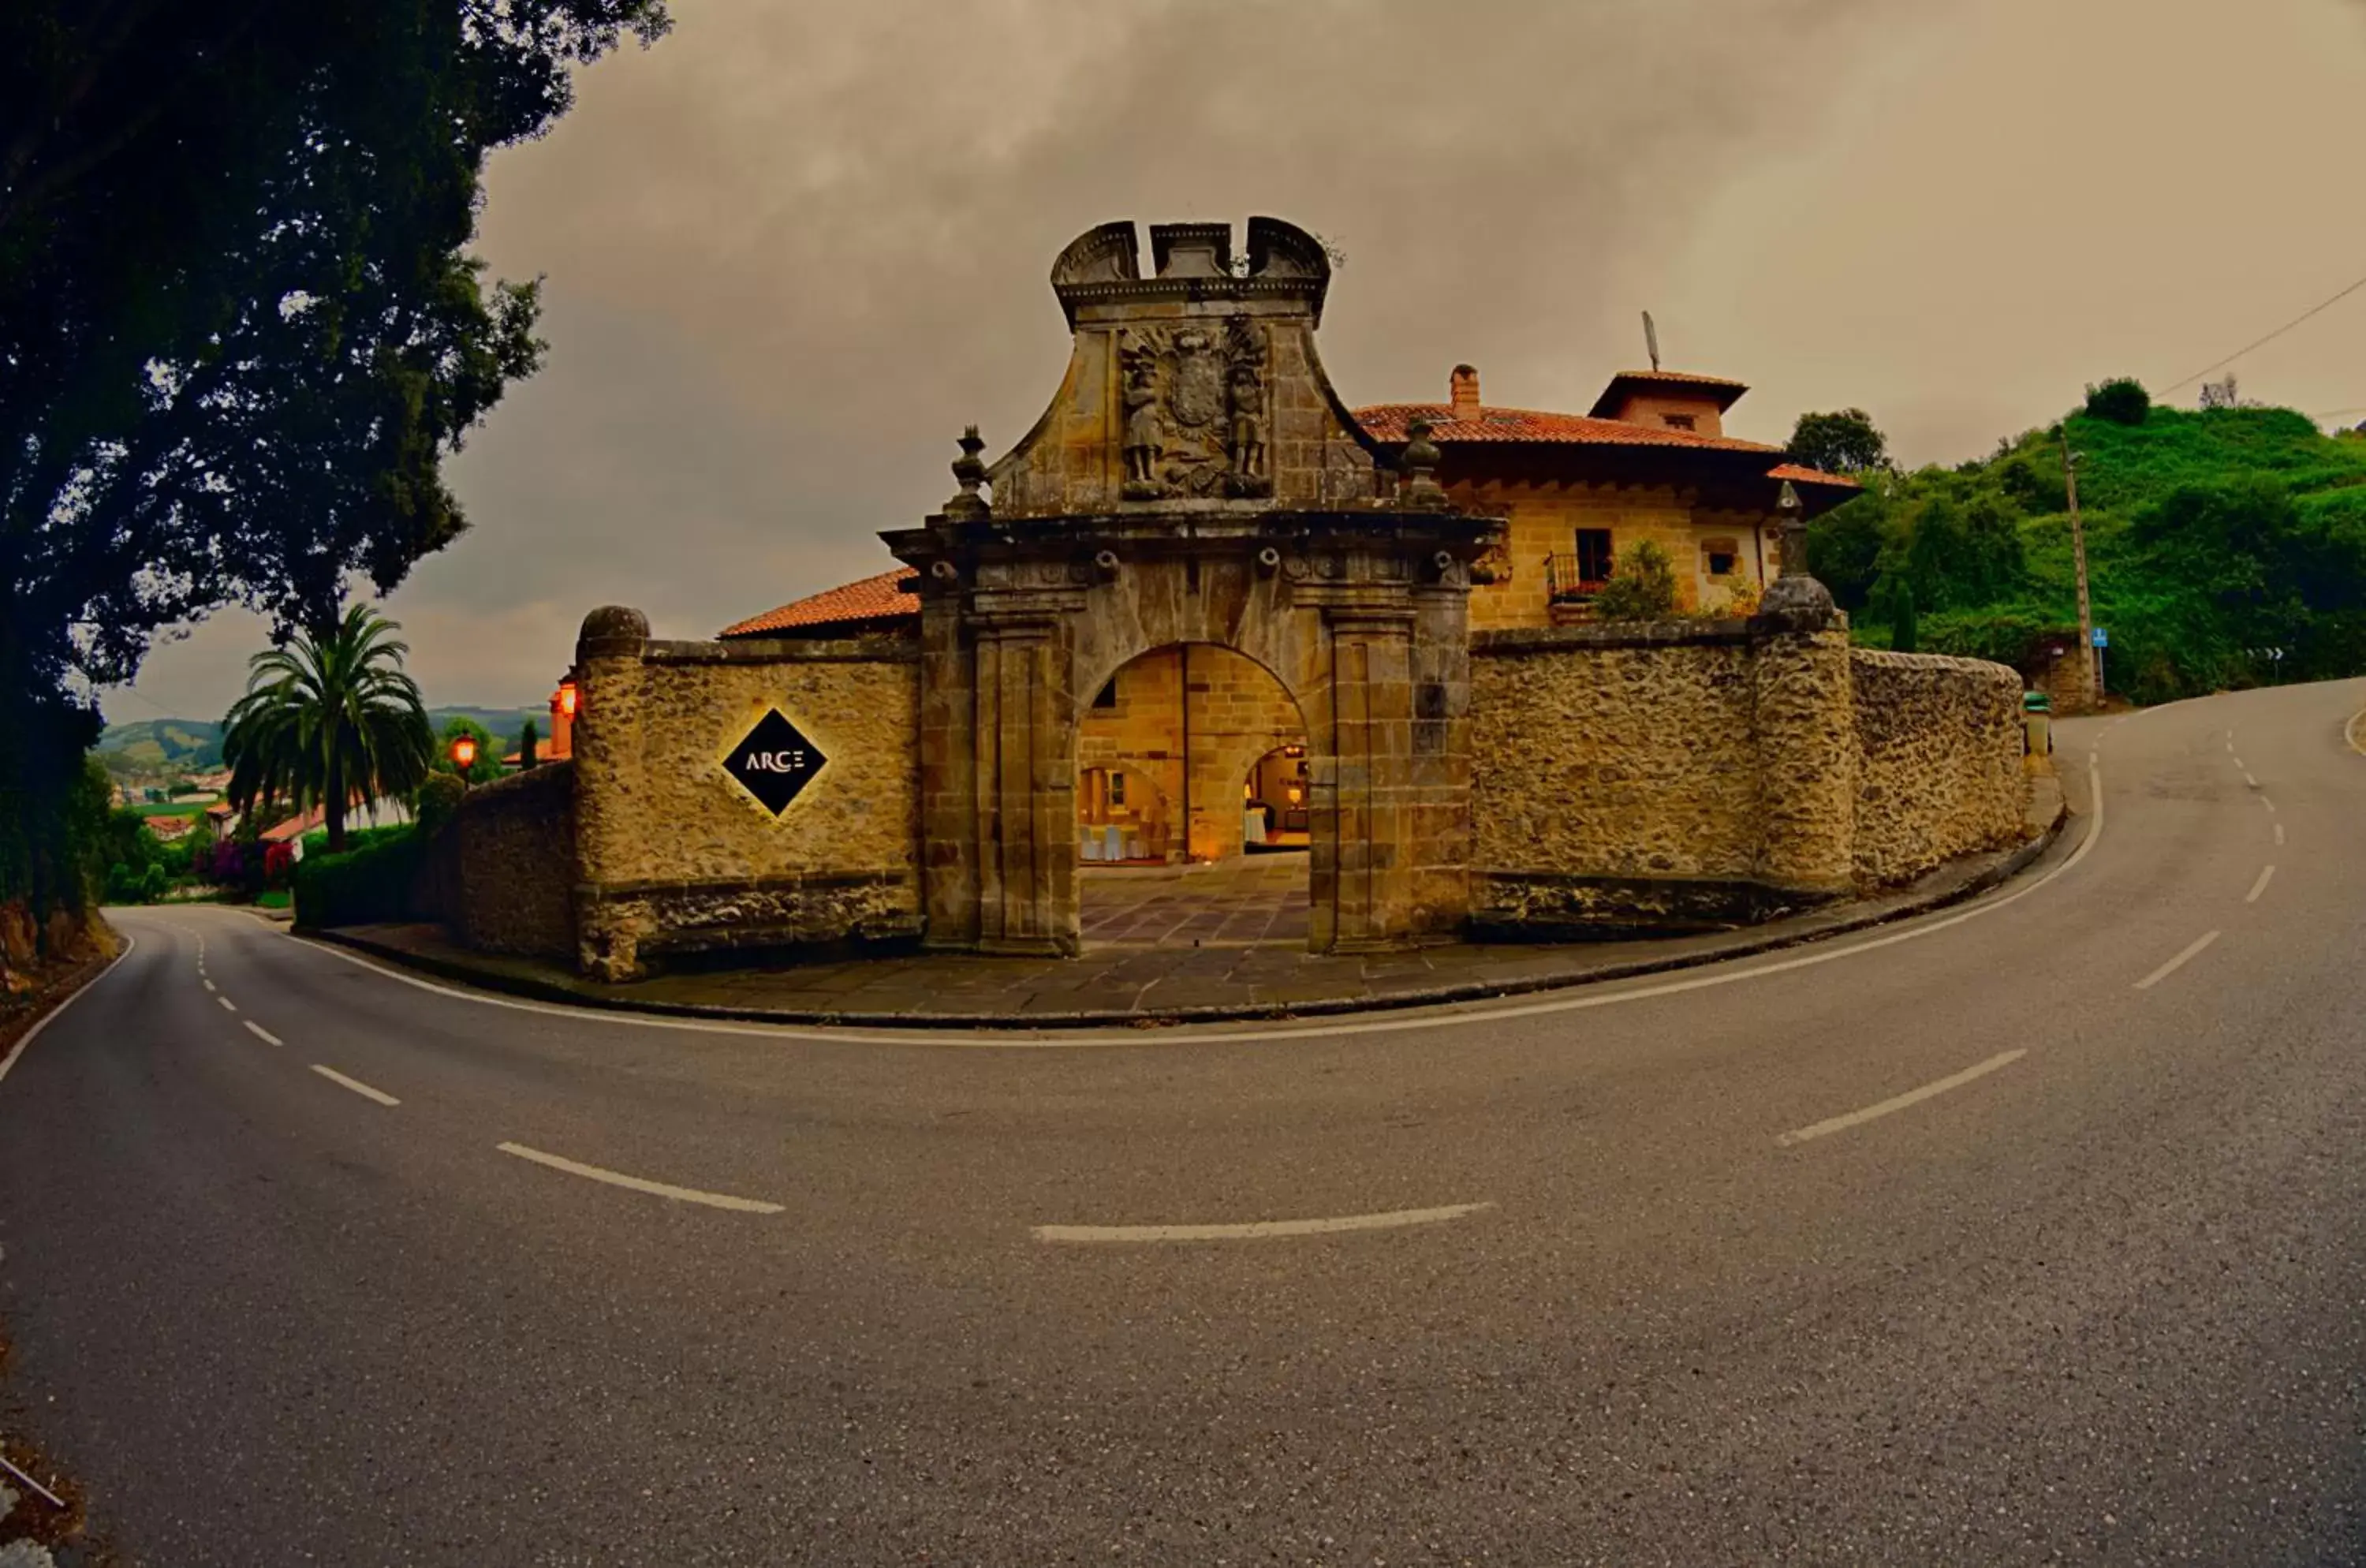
[316,778,2069,1030]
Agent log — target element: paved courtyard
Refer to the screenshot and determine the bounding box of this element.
[1077,853,1309,949]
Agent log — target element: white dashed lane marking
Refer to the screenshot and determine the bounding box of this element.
[309,1065,399,1107]
[496,1142,784,1214]
[1776,1051,2027,1148]
[1036,1202,1495,1244]
[2136,930,2222,991]
[216,995,237,1014]
[244,1021,284,1047]
[2247,865,2276,904]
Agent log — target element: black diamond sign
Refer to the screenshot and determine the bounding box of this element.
[724,709,828,815]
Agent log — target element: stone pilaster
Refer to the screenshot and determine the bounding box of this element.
[1749,615,1858,898]
[569,606,651,980]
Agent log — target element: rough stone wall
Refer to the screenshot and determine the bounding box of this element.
[570,630,922,979]
[1470,624,1764,890]
[1850,648,2027,886]
[429,761,576,958]
[1454,482,1774,630]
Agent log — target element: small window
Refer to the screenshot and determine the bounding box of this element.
[1702,537,1741,579]
[1092,678,1118,710]
[1663,413,1696,431]
[1575,528,1614,584]
[1109,771,1126,805]
[1707,552,1737,576]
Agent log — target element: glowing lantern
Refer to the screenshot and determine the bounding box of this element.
[450,734,479,772]
[555,681,579,718]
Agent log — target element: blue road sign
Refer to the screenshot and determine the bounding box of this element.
[2090,627,2109,648]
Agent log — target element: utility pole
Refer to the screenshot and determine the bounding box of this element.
[2061,434,2099,708]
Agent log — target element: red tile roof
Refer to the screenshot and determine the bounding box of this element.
[1587,368,1752,418]
[1767,461,1861,489]
[720,567,920,638]
[1354,402,1784,454]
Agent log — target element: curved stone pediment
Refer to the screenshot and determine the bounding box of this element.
[992,216,1384,519]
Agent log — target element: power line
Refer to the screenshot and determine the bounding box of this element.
[2159,264,2366,395]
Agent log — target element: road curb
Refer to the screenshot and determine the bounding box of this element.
[309,802,2075,1032]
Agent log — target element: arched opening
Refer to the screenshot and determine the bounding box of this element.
[1075,641,1311,949]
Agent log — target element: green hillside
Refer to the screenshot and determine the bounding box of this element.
[1807,395,2366,704]
[93,718,224,769]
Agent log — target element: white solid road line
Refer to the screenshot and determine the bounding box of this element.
[496,1141,785,1214]
[2346,708,2366,755]
[1775,1050,2027,1148]
[0,938,134,1089]
[1036,1201,1495,1244]
[244,1020,284,1047]
[292,752,2114,1051]
[215,995,237,1013]
[308,1064,400,1107]
[2246,865,2277,904]
[2135,930,2222,991]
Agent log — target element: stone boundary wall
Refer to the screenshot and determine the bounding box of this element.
[569,622,923,980]
[420,760,576,958]
[1468,620,2025,937]
[1849,648,2025,886]
[1470,622,1767,933]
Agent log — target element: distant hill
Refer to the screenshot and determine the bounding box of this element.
[98,704,547,774]
[1807,398,2366,704]
[94,718,224,771]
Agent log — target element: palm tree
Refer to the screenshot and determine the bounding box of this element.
[222,605,434,853]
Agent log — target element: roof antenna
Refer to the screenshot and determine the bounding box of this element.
[1642,311,1662,372]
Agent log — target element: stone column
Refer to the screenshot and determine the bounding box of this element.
[1749,583,1858,900]
[915,588,979,950]
[569,606,651,981]
[972,618,1077,955]
[1322,608,1418,951]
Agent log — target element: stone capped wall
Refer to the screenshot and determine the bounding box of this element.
[1850,648,2026,885]
[1468,622,1777,931]
[570,626,922,980]
[424,761,576,958]
[1468,622,2028,935]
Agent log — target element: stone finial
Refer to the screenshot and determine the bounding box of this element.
[944,426,991,521]
[575,604,649,661]
[1757,480,1838,629]
[1399,416,1447,510]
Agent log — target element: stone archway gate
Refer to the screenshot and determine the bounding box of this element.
[884,217,1503,956]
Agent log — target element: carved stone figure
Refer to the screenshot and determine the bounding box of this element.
[1121,348,1161,494]
[1226,364,1267,486]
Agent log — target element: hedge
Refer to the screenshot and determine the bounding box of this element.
[292,825,424,931]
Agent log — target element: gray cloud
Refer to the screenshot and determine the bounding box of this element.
[111,0,2366,720]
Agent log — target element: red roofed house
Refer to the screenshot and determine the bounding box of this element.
[1355,364,1857,629]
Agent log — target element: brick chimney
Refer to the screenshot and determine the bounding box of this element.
[1449,363,1481,421]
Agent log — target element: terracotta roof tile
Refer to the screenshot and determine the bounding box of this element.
[721,567,920,638]
[1767,461,1862,490]
[1354,402,1782,453]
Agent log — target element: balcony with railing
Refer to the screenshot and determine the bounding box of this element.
[1543,552,1608,604]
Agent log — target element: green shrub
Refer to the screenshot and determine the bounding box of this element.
[1592,539,1681,620]
[2084,378,2151,426]
[413,772,466,838]
[292,825,423,930]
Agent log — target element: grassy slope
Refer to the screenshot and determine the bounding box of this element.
[1848,405,2366,699]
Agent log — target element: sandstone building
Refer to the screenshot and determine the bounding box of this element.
[418,218,2030,979]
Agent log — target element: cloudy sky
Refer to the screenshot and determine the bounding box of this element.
[108,0,2366,722]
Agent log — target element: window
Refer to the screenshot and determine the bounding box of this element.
[1707,551,1737,576]
[1109,771,1126,805]
[1575,528,1614,585]
[1703,536,1740,577]
[1663,413,1696,431]
[1092,678,1118,709]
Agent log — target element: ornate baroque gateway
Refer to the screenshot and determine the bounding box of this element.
[884,216,1505,954]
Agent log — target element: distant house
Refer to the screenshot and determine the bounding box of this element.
[258,796,414,858]
[143,815,195,842]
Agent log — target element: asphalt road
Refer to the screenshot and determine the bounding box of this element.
[3,679,2363,1566]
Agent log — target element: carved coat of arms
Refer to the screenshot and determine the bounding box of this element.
[1118,317,1273,501]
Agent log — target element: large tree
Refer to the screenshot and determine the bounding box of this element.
[0,0,666,905]
[1787,409,1893,477]
[222,605,434,853]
